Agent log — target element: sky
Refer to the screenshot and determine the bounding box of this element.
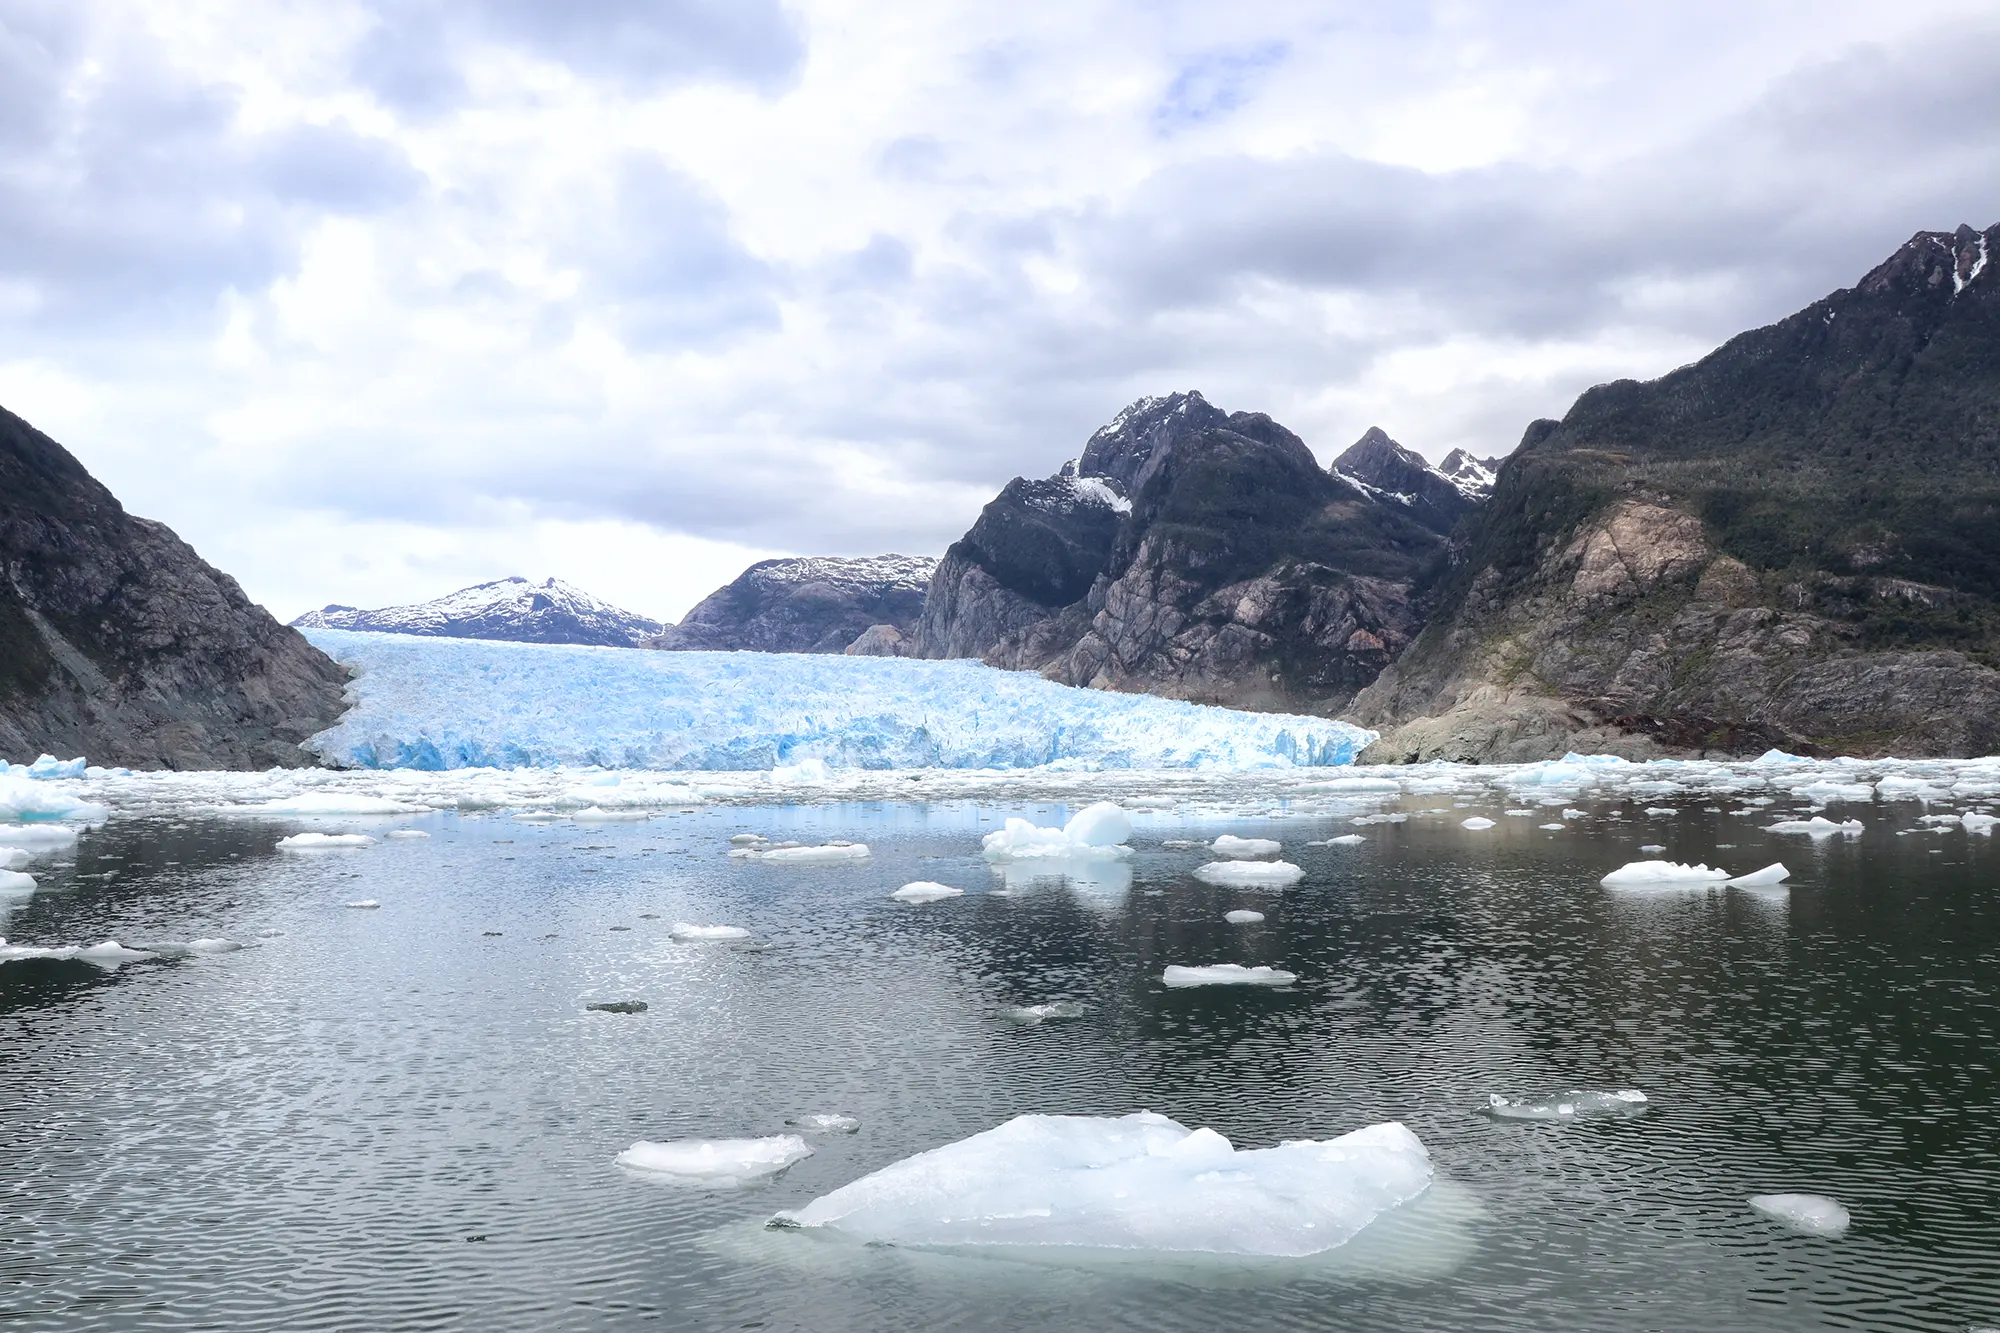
[3,0,1998,624]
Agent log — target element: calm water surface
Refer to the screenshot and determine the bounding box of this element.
[3,794,1997,1331]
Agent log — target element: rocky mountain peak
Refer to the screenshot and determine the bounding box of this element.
[1073,390,1231,493]
[293,576,663,647]
[648,554,936,655]
[1437,449,1502,498]
[1857,222,1996,300]
[1331,427,1485,534]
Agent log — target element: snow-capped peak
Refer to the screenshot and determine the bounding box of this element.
[292,577,664,648]
[1437,448,1501,499]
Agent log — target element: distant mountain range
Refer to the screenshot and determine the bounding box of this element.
[293,577,663,648]
[645,555,935,655]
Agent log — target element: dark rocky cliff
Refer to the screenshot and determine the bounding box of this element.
[915,392,1454,712]
[1349,223,2000,761]
[649,554,936,654]
[0,406,348,768]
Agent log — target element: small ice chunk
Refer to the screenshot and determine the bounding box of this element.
[278,832,377,851]
[1643,806,1677,816]
[1727,862,1790,887]
[1006,1002,1087,1023]
[1162,963,1298,988]
[0,848,31,870]
[1323,834,1367,846]
[1638,843,1666,853]
[187,938,243,953]
[891,881,963,903]
[384,829,431,840]
[751,843,871,864]
[1765,817,1863,837]
[227,793,425,817]
[1210,835,1281,857]
[1600,861,1729,887]
[729,833,766,845]
[983,806,1134,861]
[1748,1192,1849,1236]
[344,899,381,909]
[797,1113,860,1133]
[1351,813,1408,825]
[513,810,562,822]
[0,824,79,847]
[1963,812,1998,834]
[1194,860,1303,886]
[1461,817,1496,830]
[616,1134,812,1184]
[76,940,157,967]
[0,868,35,897]
[771,1111,1429,1257]
[1224,909,1265,924]
[1504,809,1535,817]
[670,922,751,941]
[1539,823,1565,830]
[571,806,650,823]
[1483,1089,1648,1121]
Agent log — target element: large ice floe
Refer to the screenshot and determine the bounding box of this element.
[771,1111,1431,1257]
[1599,861,1790,888]
[982,802,1134,861]
[300,629,1373,770]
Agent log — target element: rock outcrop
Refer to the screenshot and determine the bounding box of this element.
[649,555,935,654]
[294,576,662,647]
[1,405,348,769]
[1349,223,2000,761]
[915,392,1455,712]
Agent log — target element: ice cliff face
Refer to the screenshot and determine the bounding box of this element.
[1349,221,2000,763]
[0,405,347,769]
[293,577,662,648]
[646,554,936,655]
[915,392,1462,715]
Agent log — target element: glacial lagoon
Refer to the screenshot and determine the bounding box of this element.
[3,761,1999,1331]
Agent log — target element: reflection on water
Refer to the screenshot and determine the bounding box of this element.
[2,794,1997,1332]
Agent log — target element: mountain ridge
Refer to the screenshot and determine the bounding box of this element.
[292,577,663,648]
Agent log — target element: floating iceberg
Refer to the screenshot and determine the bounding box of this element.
[1194,860,1303,886]
[1727,863,1791,887]
[1600,861,1729,887]
[1765,817,1864,838]
[617,1135,812,1184]
[570,806,650,823]
[796,1113,860,1134]
[1,754,88,780]
[770,1111,1431,1257]
[300,629,1375,771]
[384,829,431,840]
[1210,835,1281,857]
[743,842,870,864]
[1162,964,1298,988]
[1963,812,1998,834]
[1005,1002,1087,1024]
[278,832,377,851]
[0,777,106,824]
[1482,1090,1649,1121]
[344,899,381,909]
[1460,817,1496,830]
[1748,1193,1849,1236]
[1311,834,1367,846]
[0,869,34,898]
[1224,909,1266,924]
[670,923,751,941]
[891,882,963,903]
[0,938,156,969]
[983,802,1133,862]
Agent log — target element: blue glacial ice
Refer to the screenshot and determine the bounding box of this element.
[300,630,1375,772]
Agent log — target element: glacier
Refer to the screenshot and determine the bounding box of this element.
[300,630,1374,771]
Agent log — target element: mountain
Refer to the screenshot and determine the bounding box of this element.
[1349,222,2000,761]
[914,392,1459,712]
[0,406,347,768]
[293,577,662,648]
[1332,427,1488,534]
[645,555,937,655]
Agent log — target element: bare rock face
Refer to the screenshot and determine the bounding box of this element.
[0,406,348,769]
[843,623,911,657]
[650,555,936,654]
[1350,222,2000,761]
[1331,427,1487,535]
[916,392,1456,713]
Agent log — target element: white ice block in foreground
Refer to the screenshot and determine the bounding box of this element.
[1224,909,1265,924]
[670,923,750,941]
[617,1135,811,1184]
[1460,817,1495,830]
[1748,1192,1849,1236]
[0,776,107,824]
[983,803,1134,862]
[299,629,1375,771]
[1162,964,1297,988]
[1600,861,1729,887]
[1194,860,1303,886]
[772,1111,1430,1256]
[891,882,963,903]
[0,868,35,897]
[1727,862,1790,887]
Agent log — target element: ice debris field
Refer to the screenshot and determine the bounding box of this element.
[299,629,1371,771]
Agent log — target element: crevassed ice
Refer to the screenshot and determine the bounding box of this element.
[300,630,1374,771]
[772,1111,1431,1257]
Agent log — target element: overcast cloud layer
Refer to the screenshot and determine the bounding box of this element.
[3,0,1997,622]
